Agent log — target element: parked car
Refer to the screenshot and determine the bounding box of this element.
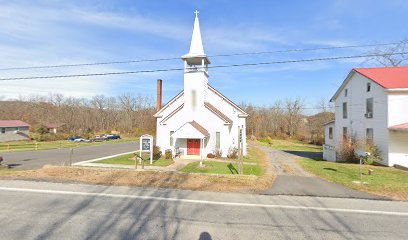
[90,135,105,142]
[73,138,89,142]
[67,136,82,141]
[106,134,121,140]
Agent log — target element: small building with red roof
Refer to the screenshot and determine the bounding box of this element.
[323,65,408,168]
[0,120,30,142]
[45,123,66,134]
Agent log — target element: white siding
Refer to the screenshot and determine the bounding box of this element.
[332,72,389,164]
[389,130,408,167]
[323,122,336,161]
[156,85,247,158]
[387,92,408,127]
[387,91,408,167]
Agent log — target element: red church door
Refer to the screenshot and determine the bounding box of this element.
[187,139,200,155]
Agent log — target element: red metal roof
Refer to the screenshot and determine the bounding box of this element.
[389,122,408,130]
[354,65,408,89]
[46,123,65,129]
[0,120,30,127]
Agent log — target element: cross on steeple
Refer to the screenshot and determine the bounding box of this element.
[194,10,199,18]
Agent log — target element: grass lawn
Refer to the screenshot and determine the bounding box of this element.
[96,153,174,167]
[243,147,263,163]
[257,139,322,153]
[181,146,266,176]
[0,137,137,153]
[180,161,262,176]
[298,157,408,200]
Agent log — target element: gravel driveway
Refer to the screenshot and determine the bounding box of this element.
[259,145,385,200]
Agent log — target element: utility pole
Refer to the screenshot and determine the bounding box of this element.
[237,126,241,174]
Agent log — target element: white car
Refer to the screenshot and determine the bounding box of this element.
[73,138,89,142]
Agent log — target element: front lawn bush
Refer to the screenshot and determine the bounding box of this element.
[164,149,173,159]
[153,145,162,160]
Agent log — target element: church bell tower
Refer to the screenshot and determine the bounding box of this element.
[181,10,211,120]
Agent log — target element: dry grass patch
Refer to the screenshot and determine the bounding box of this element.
[1,146,275,193]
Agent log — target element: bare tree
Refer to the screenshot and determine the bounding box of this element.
[365,39,408,66]
[285,98,304,137]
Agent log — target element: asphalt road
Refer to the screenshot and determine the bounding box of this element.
[0,180,407,240]
[260,146,385,199]
[0,141,138,170]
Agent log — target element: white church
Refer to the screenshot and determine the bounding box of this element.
[154,11,248,158]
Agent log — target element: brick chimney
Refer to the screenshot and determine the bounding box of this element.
[157,79,162,111]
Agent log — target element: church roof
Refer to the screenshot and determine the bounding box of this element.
[154,85,249,118]
[207,85,248,117]
[204,102,233,124]
[189,121,209,136]
[172,121,209,139]
[159,103,184,124]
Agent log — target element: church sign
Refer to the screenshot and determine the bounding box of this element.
[139,134,153,164]
[142,139,151,151]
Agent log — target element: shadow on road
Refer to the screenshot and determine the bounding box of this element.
[283,150,323,159]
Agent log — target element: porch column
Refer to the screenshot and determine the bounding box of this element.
[200,138,203,166]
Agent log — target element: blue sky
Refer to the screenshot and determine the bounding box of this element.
[1,0,408,112]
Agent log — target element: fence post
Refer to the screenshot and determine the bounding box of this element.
[35,142,38,151]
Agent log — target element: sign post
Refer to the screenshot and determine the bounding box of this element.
[140,134,153,165]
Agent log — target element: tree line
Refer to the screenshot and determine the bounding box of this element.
[242,98,334,144]
[0,93,156,137]
[0,94,335,144]
[0,93,334,143]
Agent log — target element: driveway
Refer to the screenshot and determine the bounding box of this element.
[1,141,138,170]
[259,146,385,200]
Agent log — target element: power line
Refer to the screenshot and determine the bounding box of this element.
[1,51,407,81]
[0,42,400,71]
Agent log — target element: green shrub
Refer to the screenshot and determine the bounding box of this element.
[362,144,382,165]
[259,136,273,144]
[153,145,162,160]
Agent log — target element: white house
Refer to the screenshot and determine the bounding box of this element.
[154,12,248,158]
[323,66,408,168]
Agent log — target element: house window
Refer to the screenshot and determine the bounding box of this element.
[342,102,348,119]
[1,128,5,134]
[170,131,174,146]
[342,127,348,139]
[367,82,371,92]
[344,89,348,97]
[216,132,221,149]
[366,98,373,118]
[366,128,374,144]
[328,127,333,139]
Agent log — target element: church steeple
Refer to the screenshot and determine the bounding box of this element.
[182,10,210,118]
[182,10,210,73]
[189,10,205,56]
